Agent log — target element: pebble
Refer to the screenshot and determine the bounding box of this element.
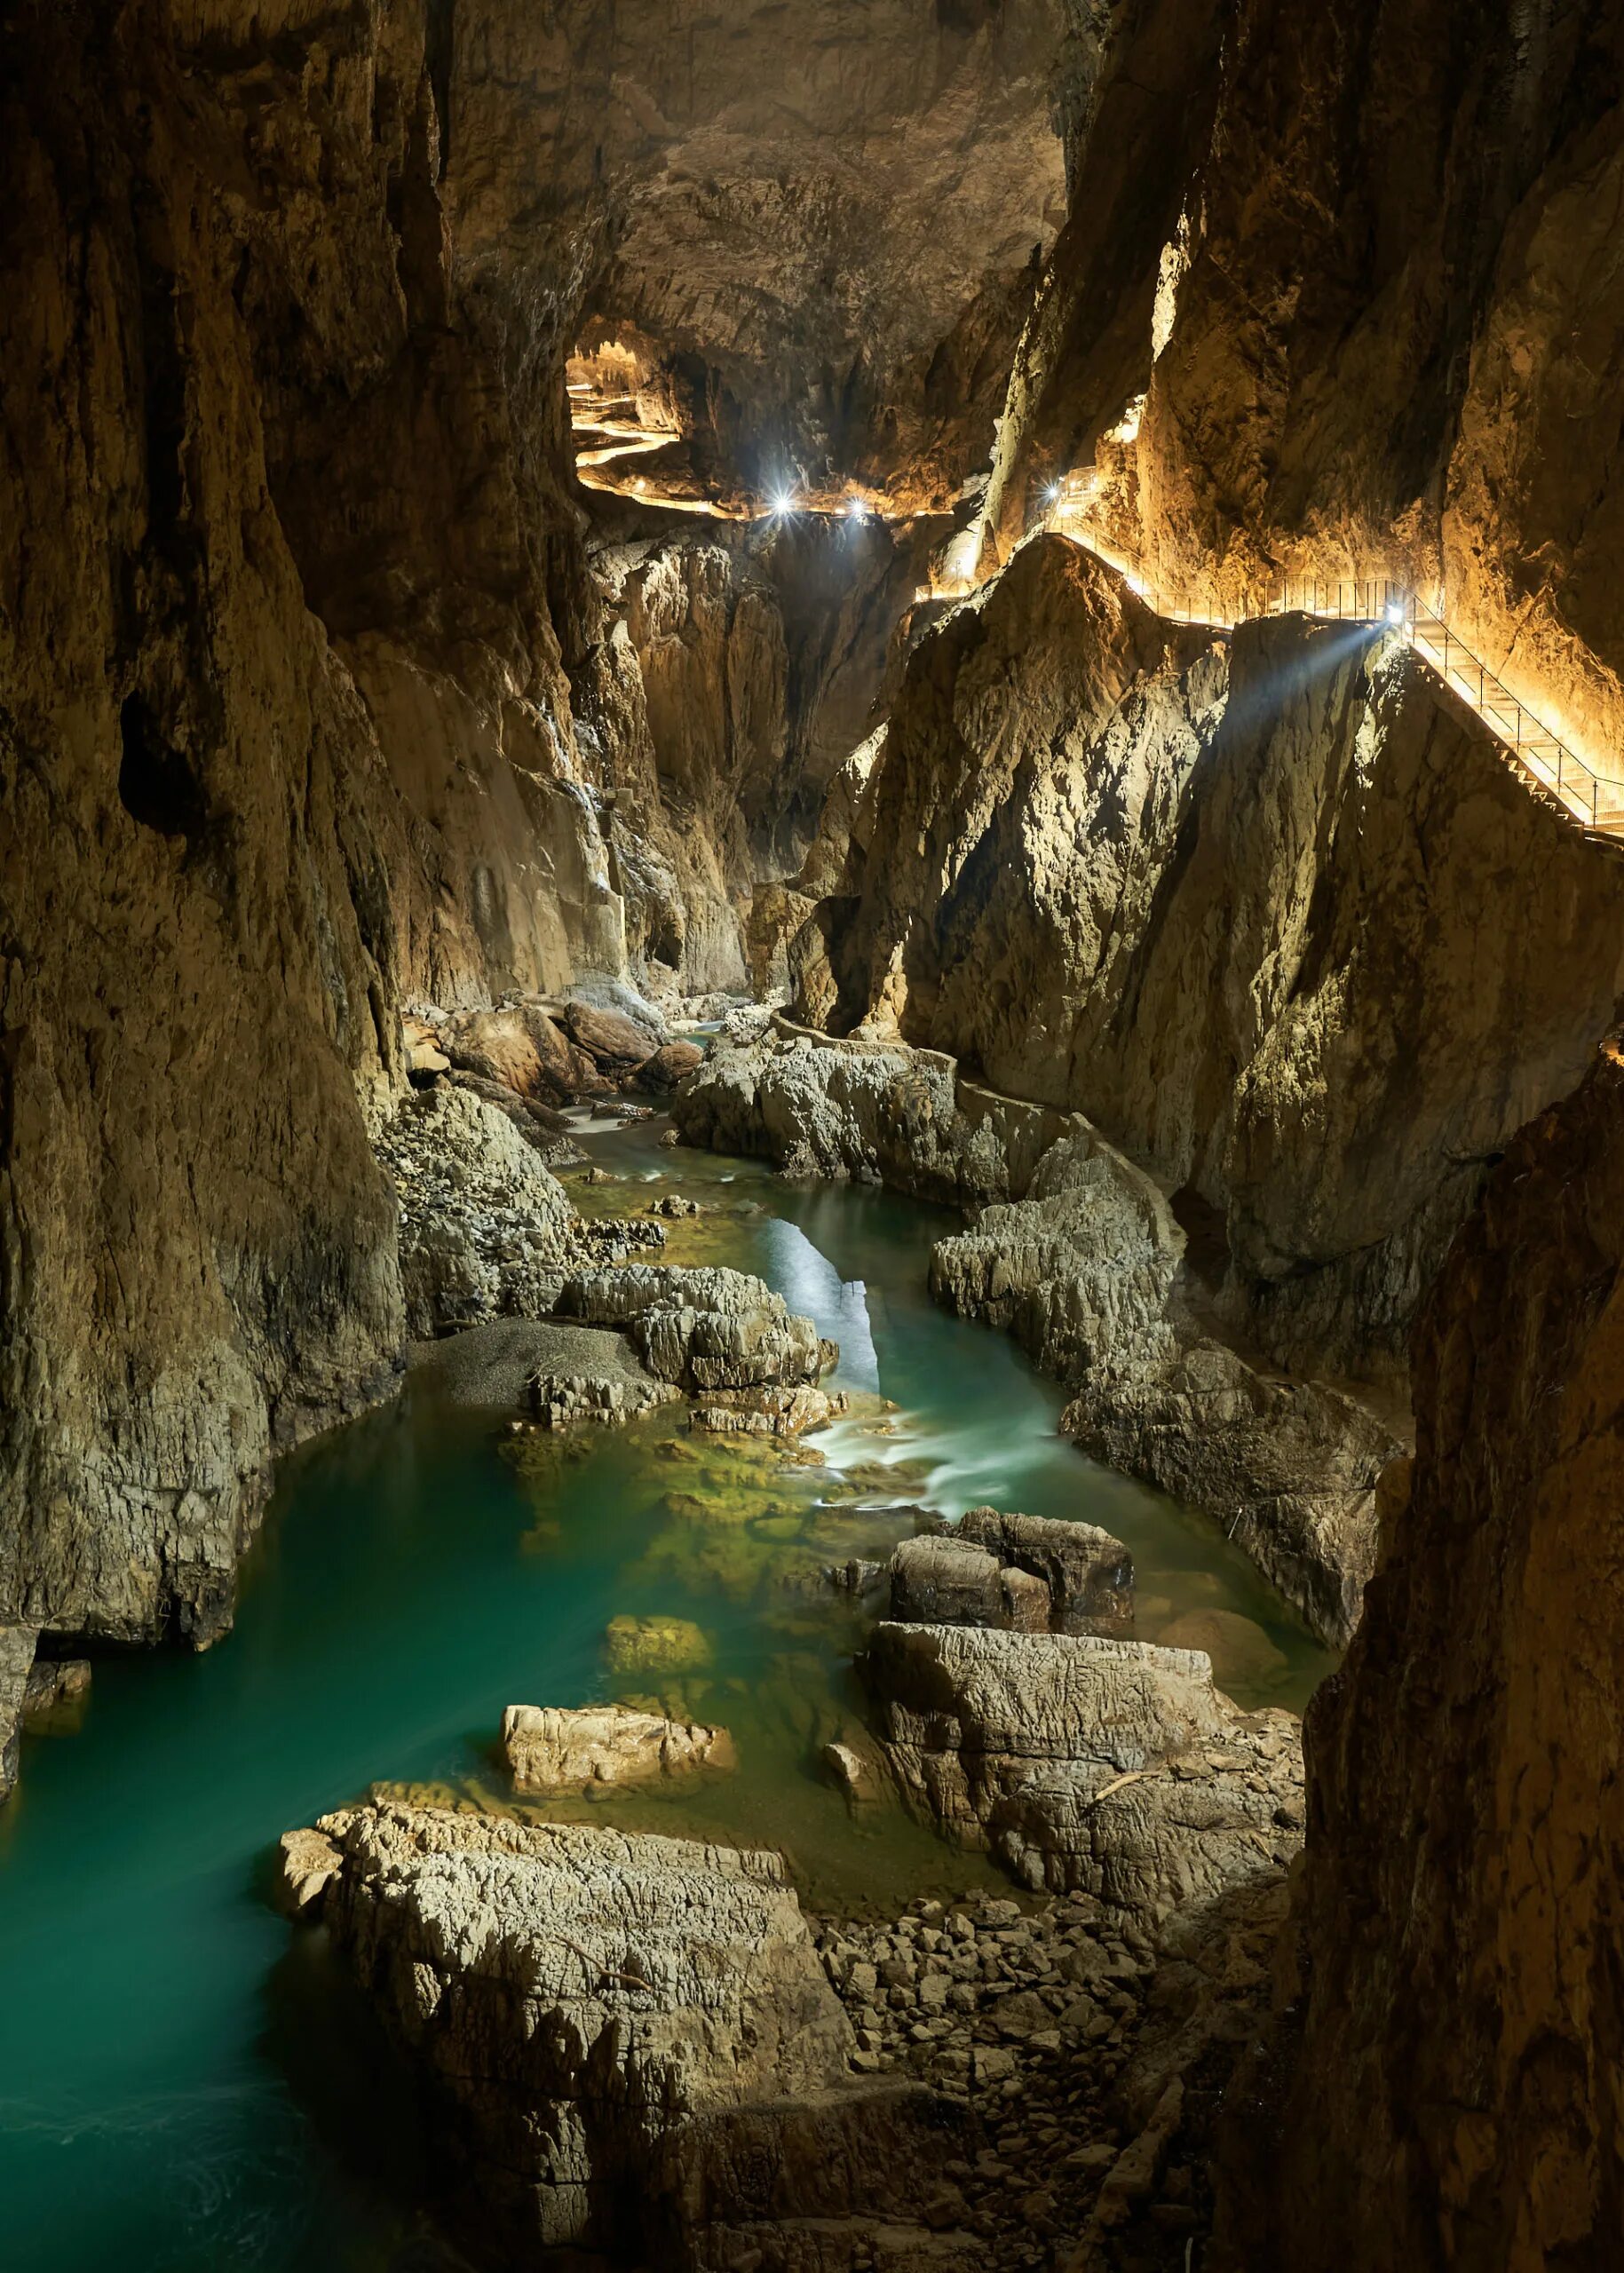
[810,1882,1165,2262]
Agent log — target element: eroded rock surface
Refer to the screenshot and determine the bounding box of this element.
[1212,1034,1624,2272]
[0,1627,38,1804]
[955,1509,1135,1636]
[683,1018,1395,1642]
[867,1623,1303,1924]
[375,1086,576,1339]
[501,1702,735,1792]
[553,1264,833,1393]
[281,1800,978,2267]
[890,1509,1133,1639]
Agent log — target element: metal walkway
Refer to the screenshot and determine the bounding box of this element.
[1041,495,1624,840]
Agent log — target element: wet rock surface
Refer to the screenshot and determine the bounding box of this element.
[684,1018,1396,1643]
[553,1264,834,1395]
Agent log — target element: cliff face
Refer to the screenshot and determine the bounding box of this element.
[0,0,974,1654]
[1216,1037,1624,2271]
[581,514,933,991]
[988,0,1624,758]
[800,536,1624,1378]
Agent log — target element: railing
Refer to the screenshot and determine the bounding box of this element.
[1273,576,1409,624]
[1033,489,1624,841]
[1402,607,1624,833]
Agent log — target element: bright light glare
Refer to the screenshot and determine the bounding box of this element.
[770,489,796,516]
[845,497,866,520]
[1386,602,1405,624]
[1045,482,1061,502]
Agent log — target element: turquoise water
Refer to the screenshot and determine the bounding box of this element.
[0,1118,1333,2270]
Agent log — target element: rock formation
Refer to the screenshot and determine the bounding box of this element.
[790,541,1624,1382]
[866,1622,1303,1923]
[680,1016,1398,1643]
[500,1702,735,1792]
[0,1626,36,1803]
[551,1264,835,1394]
[891,1509,1134,1637]
[1210,1032,1624,2273]
[280,1799,978,2268]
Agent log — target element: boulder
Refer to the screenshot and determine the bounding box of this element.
[865,1622,1304,1924]
[890,1535,1005,1626]
[1154,1609,1288,1687]
[639,1039,704,1092]
[440,1004,590,1105]
[501,1703,736,1791]
[565,998,656,1074]
[605,1614,713,1673]
[279,1801,977,2264]
[552,1265,830,1393]
[955,1506,1134,1634]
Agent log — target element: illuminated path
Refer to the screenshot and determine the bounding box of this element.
[1041,503,1624,839]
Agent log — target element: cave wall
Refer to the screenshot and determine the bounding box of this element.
[988,0,1624,761]
[0,0,1025,1652]
[527,0,1078,509]
[799,537,1624,1376]
[1215,1037,1624,2272]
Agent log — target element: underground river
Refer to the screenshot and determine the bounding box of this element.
[0,1113,1334,2271]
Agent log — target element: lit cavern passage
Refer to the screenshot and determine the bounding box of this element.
[4,4,1624,2271]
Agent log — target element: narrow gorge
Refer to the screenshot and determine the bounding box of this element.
[3,4,1622,2270]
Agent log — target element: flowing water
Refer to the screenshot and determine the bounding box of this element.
[0,1114,1335,2271]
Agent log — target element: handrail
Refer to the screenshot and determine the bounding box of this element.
[1035,498,1624,839]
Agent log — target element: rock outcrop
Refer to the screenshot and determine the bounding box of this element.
[682,1017,1396,1643]
[674,1011,1084,1206]
[980,2,1624,766]
[866,1622,1303,1925]
[552,1264,834,1394]
[376,1086,577,1340]
[280,1799,977,2268]
[1211,1033,1624,2273]
[500,1702,735,1792]
[891,1509,1133,1638]
[800,542,1624,1382]
[0,1627,37,1804]
[954,1509,1135,1636]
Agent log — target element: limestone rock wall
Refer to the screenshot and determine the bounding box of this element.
[801,537,1624,1377]
[533,0,1077,509]
[987,0,1624,761]
[4,0,996,1657]
[1216,1037,1624,2272]
[580,515,931,990]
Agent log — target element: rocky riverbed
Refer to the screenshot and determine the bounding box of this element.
[257,1026,1323,2271]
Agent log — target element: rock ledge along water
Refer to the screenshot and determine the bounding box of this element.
[277,1800,981,2270]
[866,1623,1303,1924]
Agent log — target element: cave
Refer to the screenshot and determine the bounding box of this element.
[4,4,1623,2270]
